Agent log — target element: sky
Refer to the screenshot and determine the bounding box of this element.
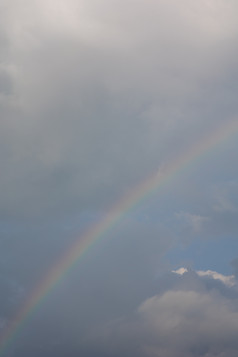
[1,0,238,356]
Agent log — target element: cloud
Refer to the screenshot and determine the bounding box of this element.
[0,0,238,219]
[137,290,238,357]
[172,267,236,287]
[196,270,236,287]
[82,269,238,357]
[0,1,238,356]
[172,267,188,275]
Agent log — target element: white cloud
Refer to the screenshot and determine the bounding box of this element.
[172,267,236,287]
[197,270,236,287]
[137,289,238,356]
[172,267,188,275]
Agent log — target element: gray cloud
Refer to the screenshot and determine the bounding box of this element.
[81,270,238,357]
[1,0,238,218]
[1,1,238,356]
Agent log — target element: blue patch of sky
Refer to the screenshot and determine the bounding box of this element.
[166,235,238,275]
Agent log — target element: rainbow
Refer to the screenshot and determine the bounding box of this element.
[0,118,238,355]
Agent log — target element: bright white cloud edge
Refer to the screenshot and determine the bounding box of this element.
[172,267,236,287]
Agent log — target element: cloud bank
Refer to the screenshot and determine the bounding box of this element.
[83,270,238,357]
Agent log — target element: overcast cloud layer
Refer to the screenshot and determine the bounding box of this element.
[1,1,238,356]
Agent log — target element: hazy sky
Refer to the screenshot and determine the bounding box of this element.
[1,1,238,356]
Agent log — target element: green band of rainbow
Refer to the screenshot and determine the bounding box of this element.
[0,119,237,355]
